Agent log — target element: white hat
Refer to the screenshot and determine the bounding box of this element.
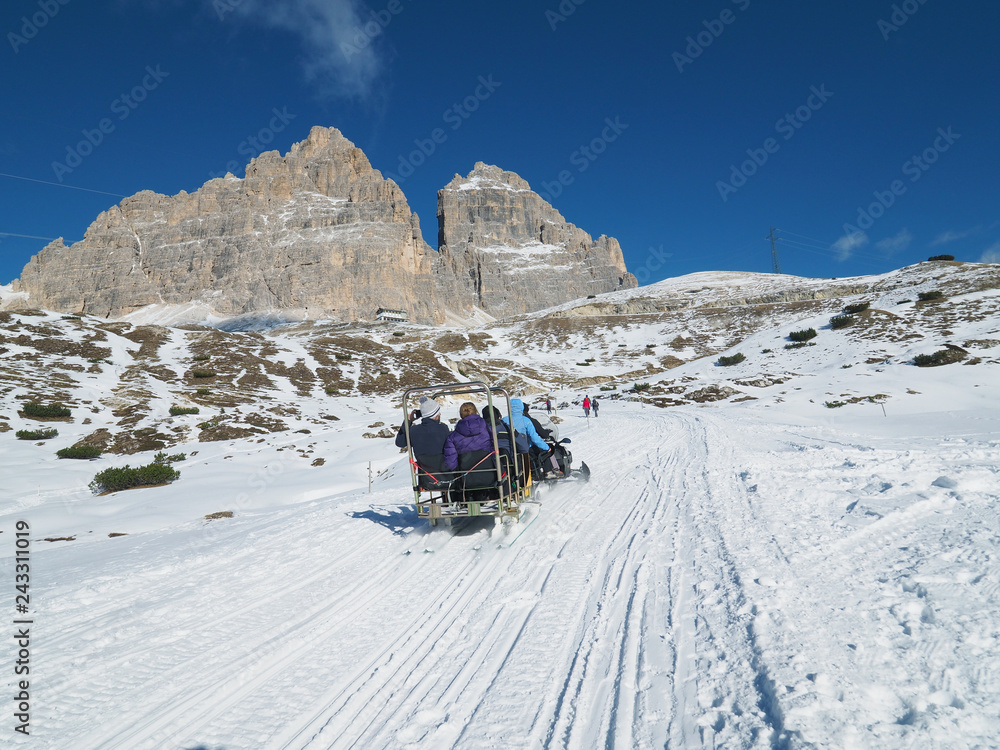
[418,396,441,419]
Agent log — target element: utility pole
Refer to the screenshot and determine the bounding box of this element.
[768,227,782,274]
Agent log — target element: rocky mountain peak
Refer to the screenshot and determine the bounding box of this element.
[436,163,637,316]
[10,130,635,325]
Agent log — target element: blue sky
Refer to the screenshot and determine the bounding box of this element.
[2,0,998,287]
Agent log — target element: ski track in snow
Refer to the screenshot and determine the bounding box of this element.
[5,404,1000,748]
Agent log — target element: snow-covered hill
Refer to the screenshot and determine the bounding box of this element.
[1,261,998,748]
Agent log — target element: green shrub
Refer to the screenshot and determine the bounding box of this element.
[918,290,945,302]
[789,328,817,342]
[196,388,210,396]
[844,302,870,315]
[633,382,651,392]
[717,353,746,366]
[57,445,101,459]
[153,451,186,464]
[335,353,352,361]
[927,254,955,262]
[762,348,773,354]
[585,358,595,362]
[824,401,846,409]
[169,406,200,416]
[16,428,58,440]
[599,384,617,392]
[89,463,180,494]
[784,342,812,350]
[913,348,967,367]
[392,331,406,337]
[23,403,71,418]
[192,354,210,361]
[191,370,216,379]
[576,362,591,366]
[830,314,854,329]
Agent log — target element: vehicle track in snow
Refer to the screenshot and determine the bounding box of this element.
[31,407,815,749]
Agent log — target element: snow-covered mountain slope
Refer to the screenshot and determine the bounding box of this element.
[1,260,998,748]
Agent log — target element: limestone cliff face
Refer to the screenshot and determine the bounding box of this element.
[14,135,636,324]
[436,163,637,316]
[15,127,444,322]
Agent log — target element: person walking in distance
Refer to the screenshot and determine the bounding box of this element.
[546,397,552,415]
[582,395,591,418]
[592,397,599,418]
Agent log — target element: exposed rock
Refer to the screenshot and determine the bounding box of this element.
[436,163,637,316]
[16,127,445,323]
[12,136,635,325]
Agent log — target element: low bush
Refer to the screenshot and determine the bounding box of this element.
[784,342,811,350]
[927,254,955,262]
[192,354,210,361]
[761,348,773,354]
[718,353,746,366]
[824,401,846,409]
[16,428,58,440]
[633,382,651,392]
[599,384,617,392]
[913,348,967,367]
[335,353,352,361]
[169,406,200,416]
[196,388,210,396]
[89,463,180,494]
[57,445,101,459]
[23,403,71,418]
[830,314,855,329]
[788,328,817,342]
[844,302,870,315]
[918,290,945,302]
[392,331,406,337]
[576,362,591,366]
[191,370,216,379]
[153,451,186,464]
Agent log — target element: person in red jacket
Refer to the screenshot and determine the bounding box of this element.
[582,395,591,417]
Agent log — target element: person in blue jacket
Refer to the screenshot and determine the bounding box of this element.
[503,398,549,453]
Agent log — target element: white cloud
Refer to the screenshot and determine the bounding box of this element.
[931,227,978,246]
[875,228,912,254]
[832,231,869,261]
[216,0,388,100]
[980,242,1000,264]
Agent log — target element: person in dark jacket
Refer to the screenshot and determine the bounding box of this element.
[443,402,494,470]
[485,405,514,461]
[523,403,563,477]
[395,396,450,460]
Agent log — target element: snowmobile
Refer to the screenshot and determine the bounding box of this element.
[401,382,533,526]
[529,438,591,484]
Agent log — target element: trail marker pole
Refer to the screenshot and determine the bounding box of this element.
[368,461,372,493]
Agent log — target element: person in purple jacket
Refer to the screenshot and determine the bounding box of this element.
[442,402,495,471]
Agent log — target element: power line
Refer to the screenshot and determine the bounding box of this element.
[0,232,60,241]
[0,172,126,199]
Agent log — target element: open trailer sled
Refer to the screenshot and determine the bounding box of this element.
[401,382,589,527]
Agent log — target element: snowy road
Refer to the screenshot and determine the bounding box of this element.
[9,403,1000,748]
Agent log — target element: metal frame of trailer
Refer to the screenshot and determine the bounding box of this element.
[401,382,533,526]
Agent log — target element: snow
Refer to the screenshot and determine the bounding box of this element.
[1,266,999,748]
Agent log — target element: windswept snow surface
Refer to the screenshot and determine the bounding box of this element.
[3,400,999,748]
